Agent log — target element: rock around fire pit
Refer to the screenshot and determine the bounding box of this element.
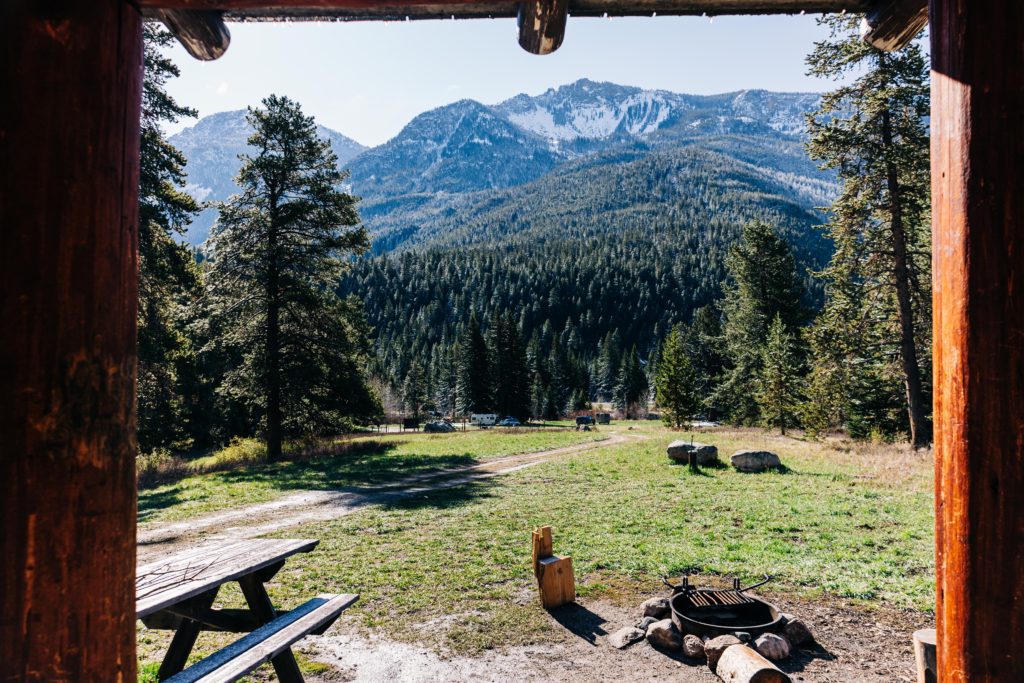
[608,576,814,683]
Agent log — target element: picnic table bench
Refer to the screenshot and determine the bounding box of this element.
[137,538,357,683]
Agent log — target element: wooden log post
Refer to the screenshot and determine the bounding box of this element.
[154,9,231,61]
[517,0,569,56]
[930,0,1024,680]
[0,1,143,680]
[860,0,928,51]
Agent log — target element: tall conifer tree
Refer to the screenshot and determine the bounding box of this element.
[207,95,375,459]
[714,221,807,424]
[655,325,699,429]
[137,24,204,452]
[757,315,803,434]
[805,15,932,446]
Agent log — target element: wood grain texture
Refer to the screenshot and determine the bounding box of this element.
[930,0,1024,680]
[136,539,318,617]
[859,0,927,51]
[518,0,568,55]
[154,9,231,60]
[163,594,358,683]
[0,1,143,681]
[133,0,870,21]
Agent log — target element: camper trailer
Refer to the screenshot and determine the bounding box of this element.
[470,413,497,427]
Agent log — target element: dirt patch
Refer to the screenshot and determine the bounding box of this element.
[302,593,930,682]
[137,432,639,563]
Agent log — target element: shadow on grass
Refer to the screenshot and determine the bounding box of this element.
[376,475,499,512]
[137,486,184,523]
[547,602,609,645]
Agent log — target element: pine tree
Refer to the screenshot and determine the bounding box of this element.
[757,315,802,435]
[655,325,699,429]
[806,14,932,446]
[614,347,649,419]
[713,221,807,425]
[137,24,205,453]
[402,361,427,420]
[455,314,491,414]
[207,95,375,459]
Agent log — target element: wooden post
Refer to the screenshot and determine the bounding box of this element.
[0,1,142,680]
[532,526,575,608]
[930,0,1024,680]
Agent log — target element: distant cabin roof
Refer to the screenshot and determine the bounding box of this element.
[140,1,871,22]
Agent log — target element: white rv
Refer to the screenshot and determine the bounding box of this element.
[470,413,497,426]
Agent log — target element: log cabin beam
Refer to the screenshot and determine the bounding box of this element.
[860,0,927,51]
[155,9,231,60]
[0,1,142,680]
[518,0,568,55]
[930,0,1024,680]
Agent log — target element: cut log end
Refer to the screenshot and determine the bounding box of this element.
[156,9,231,61]
[860,0,928,52]
[715,644,792,683]
[517,0,568,55]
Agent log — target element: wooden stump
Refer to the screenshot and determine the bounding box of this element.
[532,526,575,608]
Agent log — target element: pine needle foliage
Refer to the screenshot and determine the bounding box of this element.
[758,314,803,434]
[655,325,699,429]
[805,14,932,446]
[206,95,376,459]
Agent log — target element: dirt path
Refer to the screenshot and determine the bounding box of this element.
[137,431,639,562]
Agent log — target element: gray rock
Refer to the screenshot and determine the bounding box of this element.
[682,633,706,659]
[704,634,742,672]
[608,626,645,649]
[730,450,783,473]
[667,440,719,465]
[783,617,814,646]
[636,616,658,631]
[645,619,682,650]
[641,596,670,619]
[754,632,792,661]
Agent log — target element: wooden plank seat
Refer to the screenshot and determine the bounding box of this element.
[164,593,358,683]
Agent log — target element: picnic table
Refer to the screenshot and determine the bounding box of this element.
[137,538,357,683]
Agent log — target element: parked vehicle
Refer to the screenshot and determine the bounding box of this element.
[596,413,611,425]
[471,413,497,426]
[497,416,522,427]
[424,420,456,433]
[575,415,594,426]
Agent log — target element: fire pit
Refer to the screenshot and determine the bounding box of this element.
[667,576,784,639]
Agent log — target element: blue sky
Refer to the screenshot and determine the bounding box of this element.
[164,14,858,146]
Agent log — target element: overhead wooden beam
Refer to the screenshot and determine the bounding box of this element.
[0,0,142,680]
[930,0,1024,680]
[155,9,231,60]
[860,0,927,51]
[518,0,568,55]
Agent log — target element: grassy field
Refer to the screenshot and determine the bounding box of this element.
[138,427,606,525]
[137,423,935,675]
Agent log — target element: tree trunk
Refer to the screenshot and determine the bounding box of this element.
[0,1,142,678]
[881,106,930,448]
[265,205,283,461]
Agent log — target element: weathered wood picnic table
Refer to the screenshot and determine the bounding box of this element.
[137,538,357,683]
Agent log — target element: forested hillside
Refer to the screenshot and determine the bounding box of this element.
[341,144,832,389]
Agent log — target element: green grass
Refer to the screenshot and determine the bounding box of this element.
[138,428,606,525]
[255,428,934,652]
[136,425,935,672]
